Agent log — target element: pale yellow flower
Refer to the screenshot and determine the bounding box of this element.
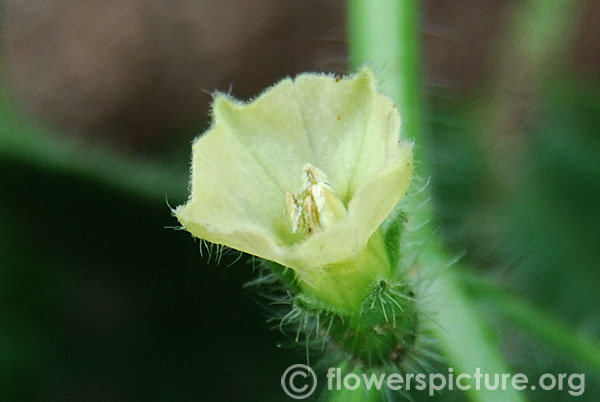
[175,67,413,312]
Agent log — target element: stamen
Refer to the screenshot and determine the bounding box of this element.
[285,192,302,233]
[285,164,347,236]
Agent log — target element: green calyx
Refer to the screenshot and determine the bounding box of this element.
[329,279,418,367]
[297,229,392,313]
[291,276,418,369]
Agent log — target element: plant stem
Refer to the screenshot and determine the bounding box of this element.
[348,1,526,402]
[349,0,423,161]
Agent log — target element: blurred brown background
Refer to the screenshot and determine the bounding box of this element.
[2,0,347,146]
[2,1,599,148]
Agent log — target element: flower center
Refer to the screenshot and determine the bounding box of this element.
[285,164,347,236]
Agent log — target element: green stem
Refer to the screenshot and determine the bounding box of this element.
[349,0,423,162]
[348,1,525,402]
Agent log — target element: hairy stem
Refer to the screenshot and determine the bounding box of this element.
[348,1,526,402]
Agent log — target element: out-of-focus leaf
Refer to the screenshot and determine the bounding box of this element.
[0,86,187,203]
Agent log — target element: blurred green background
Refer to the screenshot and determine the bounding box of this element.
[0,1,599,401]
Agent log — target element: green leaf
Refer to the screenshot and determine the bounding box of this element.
[462,272,600,378]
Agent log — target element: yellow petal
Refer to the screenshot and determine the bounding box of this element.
[176,67,413,283]
[212,79,311,194]
[293,68,374,202]
[175,122,290,261]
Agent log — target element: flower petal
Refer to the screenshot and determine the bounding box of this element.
[213,79,312,193]
[293,68,375,201]
[175,122,290,261]
[176,67,413,276]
